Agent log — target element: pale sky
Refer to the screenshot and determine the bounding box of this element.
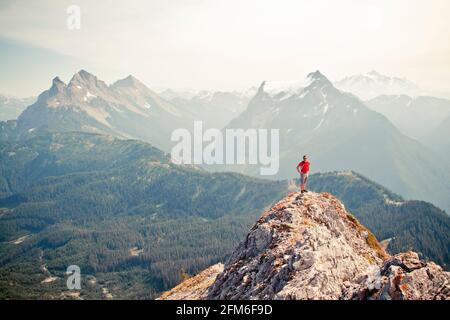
[1,0,450,96]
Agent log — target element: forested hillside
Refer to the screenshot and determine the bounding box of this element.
[0,130,288,299]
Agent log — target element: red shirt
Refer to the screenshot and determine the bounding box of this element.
[297,161,310,174]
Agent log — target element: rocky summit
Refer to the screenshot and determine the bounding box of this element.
[159,192,450,300]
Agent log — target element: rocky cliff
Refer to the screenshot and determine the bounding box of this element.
[159,192,450,300]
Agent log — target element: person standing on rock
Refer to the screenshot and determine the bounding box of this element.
[296,155,310,193]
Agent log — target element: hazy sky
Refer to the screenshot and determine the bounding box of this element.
[1,0,450,96]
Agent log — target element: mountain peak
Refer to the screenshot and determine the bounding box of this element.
[257,81,266,93]
[306,70,332,86]
[124,74,139,82]
[160,191,450,300]
[69,70,105,89]
[49,76,66,95]
[367,70,382,77]
[335,71,421,99]
[112,75,145,89]
[255,71,333,97]
[76,69,96,80]
[307,69,325,78]
[52,76,65,87]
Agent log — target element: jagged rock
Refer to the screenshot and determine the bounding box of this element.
[159,192,450,300]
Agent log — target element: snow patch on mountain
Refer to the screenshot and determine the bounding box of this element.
[335,71,421,100]
[86,91,97,99]
[262,80,307,96]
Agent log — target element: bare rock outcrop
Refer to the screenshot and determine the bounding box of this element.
[159,192,450,300]
[347,251,450,300]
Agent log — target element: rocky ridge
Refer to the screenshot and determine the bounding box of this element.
[160,192,450,300]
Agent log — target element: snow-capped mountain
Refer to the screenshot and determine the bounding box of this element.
[366,94,450,139]
[159,88,199,101]
[16,70,195,151]
[222,70,450,212]
[335,71,422,100]
[227,70,372,134]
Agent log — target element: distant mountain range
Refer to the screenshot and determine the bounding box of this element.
[366,94,450,162]
[6,71,252,150]
[14,70,196,151]
[224,71,450,212]
[159,89,252,129]
[0,130,448,299]
[366,94,450,140]
[335,71,422,100]
[0,94,35,121]
[2,70,449,213]
[425,113,450,160]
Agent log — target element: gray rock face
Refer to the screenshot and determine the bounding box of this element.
[160,192,450,300]
[15,70,196,151]
[207,192,387,300]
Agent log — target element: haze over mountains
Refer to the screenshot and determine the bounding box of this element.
[0,94,35,121]
[2,69,449,213]
[15,70,195,151]
[367,95,450,161]
[366,94,450,140]
[425,114,450,160]
[159,89,252,129]
[335,70,422,100]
